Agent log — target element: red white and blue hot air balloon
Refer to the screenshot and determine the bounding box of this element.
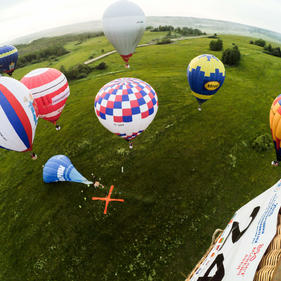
[21,68,70,130]
[0,77,38,152]
[94,78,158,147]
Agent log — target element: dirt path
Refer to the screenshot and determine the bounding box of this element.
[84,35,208,65]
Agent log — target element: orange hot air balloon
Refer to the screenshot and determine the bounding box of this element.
[270,94,281,166]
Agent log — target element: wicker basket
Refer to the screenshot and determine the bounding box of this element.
[254,214,281,281]
[185,229,223,280]
[185,213,281,281]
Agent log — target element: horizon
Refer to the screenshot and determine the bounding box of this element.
[2,0,281,44]
[4,15,281,46]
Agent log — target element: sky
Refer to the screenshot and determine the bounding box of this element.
[1,0,281,43]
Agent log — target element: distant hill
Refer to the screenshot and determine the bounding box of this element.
[8,21,103,45]
[147,17,281,43]
[8,16,281,44]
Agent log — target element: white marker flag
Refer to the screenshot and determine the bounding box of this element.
[190,179,281,281]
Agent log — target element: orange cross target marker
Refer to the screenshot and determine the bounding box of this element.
[92,185,124,214]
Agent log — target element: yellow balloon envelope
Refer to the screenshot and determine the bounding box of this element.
[187,54,225,106]
[270,94,281,160]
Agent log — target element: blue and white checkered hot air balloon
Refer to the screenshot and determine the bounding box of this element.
[94,78,158,148]
[0,45,18,76]
[43,155,93,185]
[187,54,225,111]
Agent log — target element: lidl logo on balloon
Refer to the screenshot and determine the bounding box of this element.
[204,81,220,90]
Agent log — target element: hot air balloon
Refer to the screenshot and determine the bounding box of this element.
[0,45,18,76]
[102,0,146,68]
[0,76,38,155]
[187,54,225,111]
[21,68,70,130]
[94,78,158,148]
[43,155,93,185]
[270,94,281,166]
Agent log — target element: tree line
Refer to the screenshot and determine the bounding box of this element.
[60,62,107,81]
[146,25,206,36]
[17,46,69,67]
[16,32,105,68]
[250,38,281,58]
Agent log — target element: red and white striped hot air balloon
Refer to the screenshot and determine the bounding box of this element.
[21,68,70,130]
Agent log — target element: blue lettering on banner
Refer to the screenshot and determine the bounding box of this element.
[252,194,278,244]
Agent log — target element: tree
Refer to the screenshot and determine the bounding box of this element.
[156,38,172,45]
[254,39,266,47]
[268,44,273,52]
[60,65,67,74]
[209,39,223,51]
[272,47,281,57]
[222,45,241,66]
[61,64,93,80]
[95,62,107,70]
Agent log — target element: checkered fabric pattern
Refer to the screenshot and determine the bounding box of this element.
[94,78,158,140]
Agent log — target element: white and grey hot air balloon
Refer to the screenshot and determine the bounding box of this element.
[102,0,146,68]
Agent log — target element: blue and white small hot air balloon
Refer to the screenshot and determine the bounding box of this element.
[43,155,93,185]
[0,45,18,76]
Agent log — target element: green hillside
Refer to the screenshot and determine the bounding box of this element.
[1,33,281,281]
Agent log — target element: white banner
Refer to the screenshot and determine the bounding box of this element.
[190,179,281,281]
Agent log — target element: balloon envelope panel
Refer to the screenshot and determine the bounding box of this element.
[0,77,37,152]
[43,155,92,185]
[270,94,281,159]
[0,45,18,75]
[94,78,158,141]
[103,0,145,59]
[187,54,225,104]
[21,68,70,124]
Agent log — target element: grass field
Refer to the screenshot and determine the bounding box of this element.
[1,32,281,280]
[14,31,168,78]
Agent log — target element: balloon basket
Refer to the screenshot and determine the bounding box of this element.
[125,64,130,69]
[55,125,61,131]
[271,160,280,167]
[198,106,202,112]
[31,152,38,160]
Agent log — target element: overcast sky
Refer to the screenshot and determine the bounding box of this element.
[1,0,281,43]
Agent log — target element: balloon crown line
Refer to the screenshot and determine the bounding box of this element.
[92,185,124,214]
